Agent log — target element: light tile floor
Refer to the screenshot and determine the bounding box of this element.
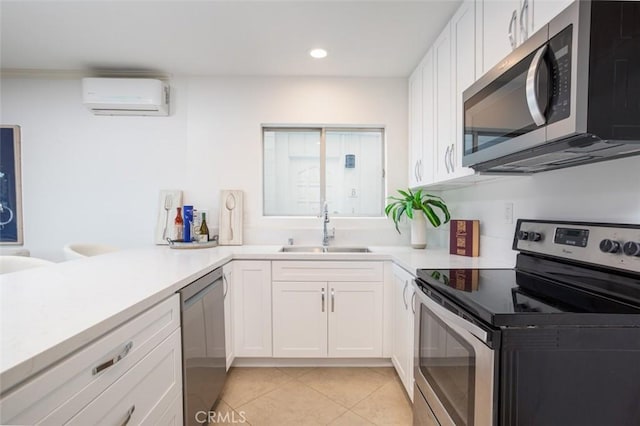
[214,367,413,426]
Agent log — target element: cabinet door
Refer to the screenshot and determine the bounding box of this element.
[450,0,477,179]
[434,24,454,181]
[233,260,272,357]
[223,262,234,370]
[409,66,423,187]
[420,49,436,185]
[328,282,383,357]
[273,282,328,357]
[391,265,415,401]
[480,0,521,73]
[532,0,573,34]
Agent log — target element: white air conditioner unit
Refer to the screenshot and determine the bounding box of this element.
[82,78,170,116]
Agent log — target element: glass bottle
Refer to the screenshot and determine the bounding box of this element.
[198,212,209,242]
[174,207,184,241]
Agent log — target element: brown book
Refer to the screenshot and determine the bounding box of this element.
[449,220,480,257]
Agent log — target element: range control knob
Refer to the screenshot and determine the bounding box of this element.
[529,232,543,242]
[623,241,640,257]
[599,239,621,254]
[517,231,529,241]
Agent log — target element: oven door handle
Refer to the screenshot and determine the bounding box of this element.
[419,291,489,343]
[526,44,548,126]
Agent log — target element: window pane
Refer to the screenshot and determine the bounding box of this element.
[263,129,321,216]
[325,130,383,217]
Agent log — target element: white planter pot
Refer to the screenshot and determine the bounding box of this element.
[410,210,427,249]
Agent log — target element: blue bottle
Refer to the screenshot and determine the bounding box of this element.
[183,205,194,242]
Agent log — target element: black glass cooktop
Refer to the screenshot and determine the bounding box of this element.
[415,262,640,328]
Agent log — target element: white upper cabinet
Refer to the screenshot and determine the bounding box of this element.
[532,0,574,34]
[479,0,573,75]
[450,0,477,179]
[433,24,454,182]
[420,50,435,185]
[479,0,523,74]
[408,66,424,187]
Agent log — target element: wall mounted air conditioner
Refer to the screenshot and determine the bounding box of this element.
[82,78,170,116]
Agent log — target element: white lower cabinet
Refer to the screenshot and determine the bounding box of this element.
[66,329,182,425]
[0,295,182,425]
[328,281,383,357]
[273,281,328,357]
[272,261,384,358]
[233,260,272,357]
[391,264,415,401]
[223,262,234,369]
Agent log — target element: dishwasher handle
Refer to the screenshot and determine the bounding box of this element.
[180,267,224,309]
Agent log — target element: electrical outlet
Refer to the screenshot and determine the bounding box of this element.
[504,202,514,225]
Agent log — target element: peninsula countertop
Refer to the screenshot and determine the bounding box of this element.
[0,244,515,393]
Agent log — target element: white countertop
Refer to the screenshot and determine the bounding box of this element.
[0,244,515,393]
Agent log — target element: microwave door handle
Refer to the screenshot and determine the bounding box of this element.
[526,45,548,126]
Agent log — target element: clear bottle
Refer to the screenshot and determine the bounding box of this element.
[198,212,209,242]
[174,207,184,241]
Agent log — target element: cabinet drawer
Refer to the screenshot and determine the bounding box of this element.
[1,295,180,425]
[273,261,383,282]
[66,329,182,426]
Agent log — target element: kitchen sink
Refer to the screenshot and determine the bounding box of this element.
[280,246,370,253]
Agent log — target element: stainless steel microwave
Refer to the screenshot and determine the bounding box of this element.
[462,0,640,174]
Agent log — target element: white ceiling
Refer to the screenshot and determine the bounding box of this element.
[0,0,462,77]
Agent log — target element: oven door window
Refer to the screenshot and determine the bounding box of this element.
[420,304,476,426]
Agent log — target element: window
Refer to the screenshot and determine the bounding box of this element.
[263,127,385,217]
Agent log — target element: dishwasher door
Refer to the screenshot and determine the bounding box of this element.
[179,267,226,426]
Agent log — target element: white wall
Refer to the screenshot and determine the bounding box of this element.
[430,155,640,257]
[0,75,408,260]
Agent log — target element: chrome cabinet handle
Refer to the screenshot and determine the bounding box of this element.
[402,281,408,310]
[331,288,335,312]
[520,0,529,42]
[93,341,133,375]
[508,10,518,49]
[526,45,548,126]
[321,287,325,312]
[418,159,423,181]
[449,144,455,172]
[223,273,228,298]
[444,145,451,173]
[411,292,416,314]
[120,405,135,426]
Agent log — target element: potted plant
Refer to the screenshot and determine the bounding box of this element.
[385,189,451,249]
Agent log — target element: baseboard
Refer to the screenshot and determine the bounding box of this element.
[231,357,394,368]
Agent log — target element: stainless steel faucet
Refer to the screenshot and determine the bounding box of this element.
[322,201,335,247]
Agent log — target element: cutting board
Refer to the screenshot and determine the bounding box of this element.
[219,190,243,245]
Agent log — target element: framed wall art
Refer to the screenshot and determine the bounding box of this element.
[0,125,23,245]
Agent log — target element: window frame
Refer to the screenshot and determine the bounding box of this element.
[262,125,386,218]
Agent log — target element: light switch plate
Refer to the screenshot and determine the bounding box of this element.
[504,202,514,225]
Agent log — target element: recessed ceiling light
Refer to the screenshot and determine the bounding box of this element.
[309,48,328,59]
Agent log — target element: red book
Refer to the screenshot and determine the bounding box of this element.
[449,220,480,257]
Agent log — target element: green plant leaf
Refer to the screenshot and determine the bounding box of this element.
[422,204,442,227]
[383,188,451,234]
[425,199,451,223]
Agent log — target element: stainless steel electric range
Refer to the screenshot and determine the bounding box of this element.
[413,219,640,426]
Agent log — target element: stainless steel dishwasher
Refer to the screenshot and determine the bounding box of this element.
[179,267,226,426]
